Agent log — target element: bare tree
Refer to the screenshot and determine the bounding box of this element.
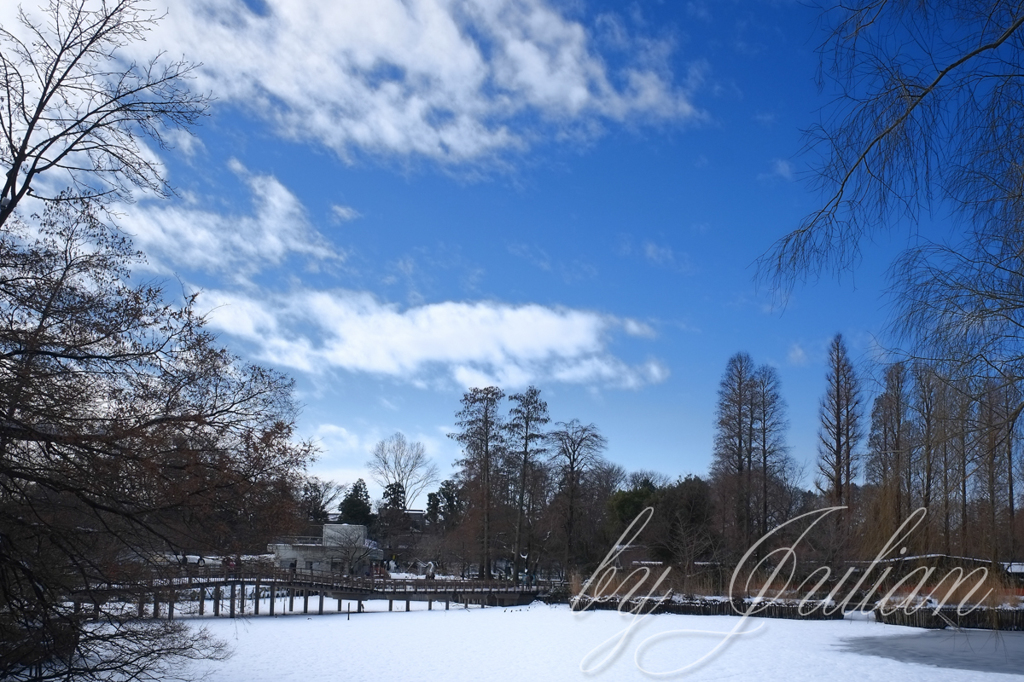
[4,618,227,682]
[0,0,209,227]
[0,198,313,680]
[948,376,978,554]
[761,1,1024,423]
[752,364,789,541]
[626,469,671,491]
[449,387,505,578]
[815,334,863,510]
[762,2,1024,286]
[548,419,607,572]
[367,432,438,509]
[505,386,548,585]
[910,362,940,549]
[711,352,757,554]
[300,477,347,523]
[865,361,912,540]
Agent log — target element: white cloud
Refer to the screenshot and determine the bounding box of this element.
[507,242,552,271]
[132,0,701,163]
[310,423,451,504]
[314,424,372,461]
[165,128,206,159]
[788,343,808,366]
[550,356,669,389]
[643,241,674,265]
[686,2,712,21]
[640,240,692,273]
[306,424,376,492]
[330,204,362,223]
[201,288,667,389]
[760,158,794,182]
[124,161,341,276]
[623,319,656,338]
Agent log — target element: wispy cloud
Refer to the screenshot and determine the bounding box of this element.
[759,158,794,182]
[125,160,341,277]
[623,319,656,338]
[131,0,702,164]
[508,243,600,284]
[643,241,675,265]
[788,343,807,366]
[635,240,693,273]
[306,423,377,491]
[201,288,667,390]
[330,204,361,223]
[507,242,552,271]
[311,423,447,503]
[687,2,712,21]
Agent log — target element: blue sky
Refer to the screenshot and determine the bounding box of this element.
[9,0,918,504]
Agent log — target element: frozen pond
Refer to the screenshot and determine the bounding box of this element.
[185,600,1024,681]
[839,629,1024,676]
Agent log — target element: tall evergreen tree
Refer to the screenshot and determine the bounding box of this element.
[339,479,373,526]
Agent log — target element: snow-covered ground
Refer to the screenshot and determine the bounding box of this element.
[182,598,1024,681]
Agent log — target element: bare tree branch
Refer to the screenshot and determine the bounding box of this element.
[0,0,210,228]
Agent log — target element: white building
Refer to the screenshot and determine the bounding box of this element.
[268,524,383,574]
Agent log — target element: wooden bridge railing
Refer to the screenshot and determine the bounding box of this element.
[74,565,544,603]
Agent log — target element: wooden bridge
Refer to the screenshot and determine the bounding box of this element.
[74,567,544,620]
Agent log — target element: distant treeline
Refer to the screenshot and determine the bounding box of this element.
[319,332,1022,585]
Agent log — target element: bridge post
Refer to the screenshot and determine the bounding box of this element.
[289,588,295,612]
[230,584,236,618]
[388,599,392,612]
[270,582,276,616]
[213,586,221,617]
[428,600,432,610]
[445,600,449,610]
[405,600,410,612]
[239,581,245,616]
[303,589,309,614]
[199,586,205,616]
[254,580,261,616]
[318,591,324,615]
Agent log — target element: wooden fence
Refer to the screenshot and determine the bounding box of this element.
[569,596,845,621]
[875,605,1024,631]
